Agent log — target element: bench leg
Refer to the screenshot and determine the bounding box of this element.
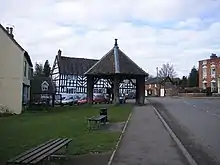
[65,144,70,159]
[88,120,93,130]
[98,120,101,129]
[48,145,70,165]
[41,159,49,165]
[87,120,90,130]
[96,121,100,129]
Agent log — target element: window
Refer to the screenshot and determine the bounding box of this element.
[42,85,48,91]
[202,68,207,78]
[24,61,27,77]
[202,60,207,65]
[211,64,216,68]
[28,67,33,79]
[211,82,217,92]
[211,67,216,78]
[202,82,207,89]
[22,86,29,104]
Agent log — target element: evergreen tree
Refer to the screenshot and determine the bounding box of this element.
[43,60,51,77]
[188,66,199,87]
[33,63,43,77]
[180,76,188,88]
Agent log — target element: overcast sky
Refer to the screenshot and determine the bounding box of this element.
[1,0,220,77]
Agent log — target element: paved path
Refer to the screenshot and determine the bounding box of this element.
[111,103,187,165]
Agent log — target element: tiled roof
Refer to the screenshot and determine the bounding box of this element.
[57,56,98,75]
[145,77,163,84]
[85,39,148,76]
[146,76,177,86]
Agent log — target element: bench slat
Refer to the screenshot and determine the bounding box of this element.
[30,139,72,164]
[88,115,106,121]
[99,115,106,120]
[7,139,56,163]
[22,138,69,164]
[13,138,62,164]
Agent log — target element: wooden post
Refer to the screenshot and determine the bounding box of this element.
[135,76,145,105]
[139,76,145,105]
[135,77,140,104]
[87,75,93,104]
[113,75,120,105]
[58,74,61,93]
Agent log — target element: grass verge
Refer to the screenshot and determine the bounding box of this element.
[0,104,132,162]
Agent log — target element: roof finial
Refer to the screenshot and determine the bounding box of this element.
[114,38,118,46]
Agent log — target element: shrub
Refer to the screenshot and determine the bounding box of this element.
[178,87,201,93]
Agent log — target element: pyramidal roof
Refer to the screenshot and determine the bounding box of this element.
[85,39,148,76]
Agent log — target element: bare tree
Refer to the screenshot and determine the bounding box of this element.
[158,63,177,78]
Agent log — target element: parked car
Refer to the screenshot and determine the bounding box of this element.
[77,96,87,105]
[61,95,77,106]
[104,93,111,103]
[93,93,108,104]
[125,91,136,99]
[72,94,81,104]
[52,94,62,105]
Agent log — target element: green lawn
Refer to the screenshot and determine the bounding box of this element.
[0,104,132,162]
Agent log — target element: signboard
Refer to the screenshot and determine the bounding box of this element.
[160,88,165,97]
[41,81,49,92]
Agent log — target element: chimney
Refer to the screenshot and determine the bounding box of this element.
[9,27,14,38]
[9,27,13,34]
[57,49,62,60]
[210,53,217,59]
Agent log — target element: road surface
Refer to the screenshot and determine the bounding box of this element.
[148,97,220,165]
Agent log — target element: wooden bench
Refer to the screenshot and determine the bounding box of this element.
[7,138,72,165]
[87,115,107,130]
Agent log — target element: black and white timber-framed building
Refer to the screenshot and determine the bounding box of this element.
[51,49,136,95]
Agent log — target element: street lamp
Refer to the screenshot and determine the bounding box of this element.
[156,67,159,96]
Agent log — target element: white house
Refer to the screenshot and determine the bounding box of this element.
[0,24,33,114]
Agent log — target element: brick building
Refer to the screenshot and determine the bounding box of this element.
[145,76,178,96]
[198,53,220,93]
[145,77,161,96]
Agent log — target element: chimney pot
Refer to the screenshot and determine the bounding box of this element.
[6,27,10,33]
[114,39,118,46]
[9,27,13,34]
[210,53,217,59]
